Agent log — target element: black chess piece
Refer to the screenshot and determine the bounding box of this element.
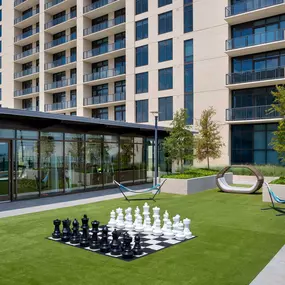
[90,220,100,249]
[100,226,110,253]
[133,234,143,256]
[80,215,90,247]
[61,219,70,242]
[122,234,134,259]
[66,218,72,236]
[110,229,121,256]
[70,219,80,244]
[121,232,129,252]
[52,219,61,239]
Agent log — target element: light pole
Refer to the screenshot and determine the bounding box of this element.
[151,111,159,185]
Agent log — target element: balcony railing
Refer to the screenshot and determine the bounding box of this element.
[226,105,281,121]
[45,11,77,29]
[84,92,126,106]
[23,106,39,111]
[14,66,39,79]
[83,15,126,36]
[14,0,27,7]
[225,0,284,17]
[83,40,125,59]
[45,0,65,10]
[45,100,77,111]
[83,67,126,82]
[226,67,285,85]
[83,0,118,14]
[45,55,76,70]
[14,27,39,42]
[45,33,77,49]
[14,86,39,97]
[14,8,39,25]
[226,29,285,50]
[14,47,39,61]
[44,77,77,90]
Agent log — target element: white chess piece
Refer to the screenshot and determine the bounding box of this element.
[116,208,123,225]
[133,206,140,227]
[107,210,116,228]
[172,214,180,234]
[162,211,169,232]
[175,222,186,241]
[116,212,125,229]
[135,215,144,232]
[183,218,192,239]
[125,212,133,231]
[162,218,169,233]
[153,219,163,236]
[143,203,150,215]
[152,206,160,221]
[163,220,174,239]
[144,217,153,234]
[124,207,131,224]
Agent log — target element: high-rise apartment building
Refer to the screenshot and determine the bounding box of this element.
[1,0,283,166]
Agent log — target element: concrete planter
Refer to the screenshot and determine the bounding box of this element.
[161,173,233,195]
[263,184,285,202]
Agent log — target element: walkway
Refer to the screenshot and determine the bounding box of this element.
[0,184,151,219]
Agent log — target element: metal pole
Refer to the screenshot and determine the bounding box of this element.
[154,115,158,185]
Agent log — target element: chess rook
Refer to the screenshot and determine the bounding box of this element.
[52,219,61,239]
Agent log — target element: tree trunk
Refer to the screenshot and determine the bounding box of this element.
[207,157,210,169]
[181,159,184,173]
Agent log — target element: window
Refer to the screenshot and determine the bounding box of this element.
[115,80,126,96]
[184,94,193,125]
[0,88,1,101]
[70,112,76,116]
[115,105,126,121]
[70,90,77,102]
[92,84,108,97]
[159,97,173,121]
[136,19,148,41]
[158,39,173,62]
[159,67,173,90]
[92,108,108,119]
[136,45,148,67]
[158,11,172,34]
[136,72,148,94]
[184,39,193,63]
[184,0,193,33]
[158,0,172,7]
[136,0,148,15]
[136,100,148,122]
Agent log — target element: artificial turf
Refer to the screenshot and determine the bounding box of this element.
[0,189,284,285]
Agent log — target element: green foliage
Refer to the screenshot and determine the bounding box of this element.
[163,109,194,172]
[269,86,285,162]
[270,177,285,185]
[195,107,224,169]
[162,168,218,179]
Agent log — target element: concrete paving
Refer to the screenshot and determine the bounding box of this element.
[250,245,285,285]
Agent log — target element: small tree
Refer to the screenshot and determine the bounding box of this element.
[195,107,224,169]
[269,86,285,163]
[163,109,194,173]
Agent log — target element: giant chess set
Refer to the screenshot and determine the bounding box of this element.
[47,203,197,261]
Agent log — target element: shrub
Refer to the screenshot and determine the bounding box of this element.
[270,177,285,185]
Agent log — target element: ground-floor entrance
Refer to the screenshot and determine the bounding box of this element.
[0,141,12,202]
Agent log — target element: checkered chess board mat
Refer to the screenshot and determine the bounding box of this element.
[47,228,197,262]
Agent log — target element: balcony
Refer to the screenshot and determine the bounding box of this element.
[225,0,285,25]
[14,0,38,11]
[45,11,77,34]
[14,47,39,64]
[83,16,126,41]
[83,0,126,20]
[23,106,39,111]
[14,7,39,28]
[83,40,125,63]
[226,29,285,56]
[14,66,39,81]
[45,100,77,112]
[83,67,126,85]
[45,0,77,14]
[45,33,77,53]
[14,86,39,98]
[45,55,76,72]
[44,77,77,92]
[226,105,282,122]
[14,27,39,46]
[84,93,126,107]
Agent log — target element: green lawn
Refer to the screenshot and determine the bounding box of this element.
[0,189,284,285]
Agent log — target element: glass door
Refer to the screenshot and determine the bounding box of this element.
[0,141,11,201]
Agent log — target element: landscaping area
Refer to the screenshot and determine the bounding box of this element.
[0,188,285,285]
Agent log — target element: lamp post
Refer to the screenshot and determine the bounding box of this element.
[151,111,159,186]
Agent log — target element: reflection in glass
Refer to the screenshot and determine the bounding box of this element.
[16,140,39,198]
[103,142,119,187]
[134,143,146,183]
[120,142,134,184]
[0,142,9,201]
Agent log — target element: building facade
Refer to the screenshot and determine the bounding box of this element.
[1,0,283,166]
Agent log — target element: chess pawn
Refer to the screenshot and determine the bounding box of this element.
[61,219,70,242]
[122,234,134,259]
[110,229,122,256]
[52,219,61,239]
[125,213,134,231]
[100,226,110,253]
[116,212,125,229]
[163,220,174,239]
[135,215,144,232]
[66,218,72,236]
[134,206,140,227]
[162,218,169,233]
[70,219,80,244]
[90,220,100,249]
[116,208,123,224]
[172,215,180,234]
[175,222,186,241]
[107,210,116,229]
[183,218,193,239]
[143,203,150,215]
[133,234,143,256]
[153,219,163,236]
[143,217,153,234]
